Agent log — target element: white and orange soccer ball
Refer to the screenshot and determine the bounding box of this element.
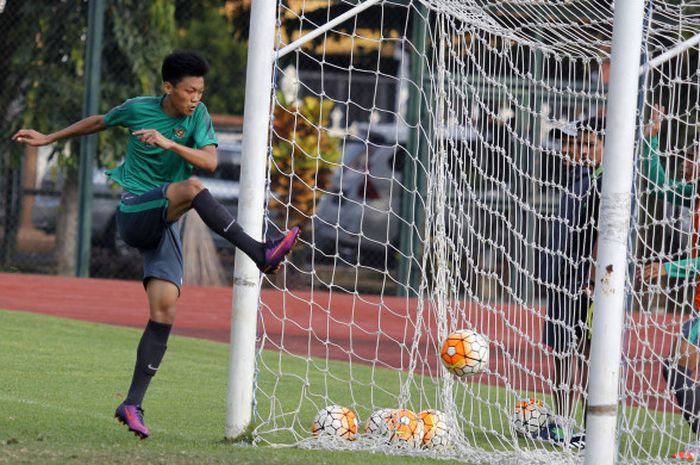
[418,409,450,449]
[363,408,392,437]
[311,405,359,440]
[440,329,489,377]
[510,398,550,436]
[385,409,424,447]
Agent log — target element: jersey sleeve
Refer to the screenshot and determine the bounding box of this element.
[192,104,218,148]
[664,257,700,279]
[642,136,695,208]
[103,99,136,128]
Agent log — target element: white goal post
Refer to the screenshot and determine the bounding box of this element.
[584,2,645,464]
[227,1,700,464]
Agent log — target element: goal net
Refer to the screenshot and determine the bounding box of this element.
[249,1,700,463]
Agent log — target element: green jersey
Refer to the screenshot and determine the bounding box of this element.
[104,96,218,195]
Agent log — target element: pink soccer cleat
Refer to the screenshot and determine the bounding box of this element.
[115,403,150,439]
[258,226,300,274]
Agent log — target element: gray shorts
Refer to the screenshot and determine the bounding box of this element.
[116,184,183,292]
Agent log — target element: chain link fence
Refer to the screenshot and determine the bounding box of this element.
[0,1,414,291]
[0,0,249,284]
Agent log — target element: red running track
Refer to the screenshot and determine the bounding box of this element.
[0,272,683,413]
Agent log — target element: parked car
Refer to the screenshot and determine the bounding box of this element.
[31,168,125,251]
[313,136,407,265]
[312,122,522,267]
[31,136,242,254]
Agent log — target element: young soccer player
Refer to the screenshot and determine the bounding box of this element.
[12,50,300,439]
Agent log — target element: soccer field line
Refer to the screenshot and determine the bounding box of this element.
[0,393,192,441]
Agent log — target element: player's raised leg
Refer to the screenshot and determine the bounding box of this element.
[165,177,300,273]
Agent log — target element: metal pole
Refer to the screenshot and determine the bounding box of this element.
[641,32,700,75]
[225,0,277,440]
[75,0,105,277]
[398,3,427,296]
[584,1,646,464]
[276,0,381,59]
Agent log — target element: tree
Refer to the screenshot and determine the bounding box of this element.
[174,3,248,115]
[0,0,176,275]
[269,92,342,230]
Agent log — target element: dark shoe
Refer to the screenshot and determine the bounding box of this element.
[535,416,584,449]
[534,417,566,445]
[569,431,586,449]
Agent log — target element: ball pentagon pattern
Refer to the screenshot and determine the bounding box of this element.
[385,409,424,447]
[510,398,550,436]
[364,408,392,437]
[418,409,450,449]
[440,329,489,377]
[311,405,359,440]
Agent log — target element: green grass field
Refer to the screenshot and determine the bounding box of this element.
[0,309,692,464]
[0,310,470,465]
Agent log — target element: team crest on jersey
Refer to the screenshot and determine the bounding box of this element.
[173,127,186,138]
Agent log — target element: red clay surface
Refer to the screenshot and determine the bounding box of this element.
[0,272,683,413]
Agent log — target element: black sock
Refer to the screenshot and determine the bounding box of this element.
[663,361,700,433]
[191,189,264,265]
[125,320,172,406]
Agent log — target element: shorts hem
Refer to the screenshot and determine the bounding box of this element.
[143,276,182,296]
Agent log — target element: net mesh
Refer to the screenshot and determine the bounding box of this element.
[249,1,700,463]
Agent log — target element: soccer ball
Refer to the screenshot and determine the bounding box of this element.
[385,409,424,447]
[440,329,489,377]
[311,405,359,440]
[418,409,450,449]
[363,408,392,437]
[510,398,550,436]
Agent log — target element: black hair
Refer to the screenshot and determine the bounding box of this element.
[161,50,210,86]
[577,116,606,134]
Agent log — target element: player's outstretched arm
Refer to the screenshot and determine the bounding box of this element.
[12,115,107,147]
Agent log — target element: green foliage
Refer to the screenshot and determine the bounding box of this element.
[268,92,342,228]
[108,0,177,95]
[2,1,90,170]
[1,1,248,168]
[0,0,178,169]
[99,0,178,166]
[272,92,342,171]
[175,5,248,115]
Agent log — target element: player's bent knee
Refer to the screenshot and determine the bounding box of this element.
[167,178,205,206]
[185,177,205,196]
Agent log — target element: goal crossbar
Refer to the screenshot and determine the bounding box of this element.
[275,0,382,59]
[641,31,700,74]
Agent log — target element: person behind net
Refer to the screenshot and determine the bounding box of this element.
[540,115,607,449]
[636,107,700,460]
[11,50,300,439]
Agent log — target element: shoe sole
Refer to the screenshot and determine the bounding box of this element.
[263,230,301,274]
[115,414,149,439]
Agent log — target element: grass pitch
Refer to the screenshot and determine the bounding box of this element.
[0,309,691,464]
[0,309,467,465]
